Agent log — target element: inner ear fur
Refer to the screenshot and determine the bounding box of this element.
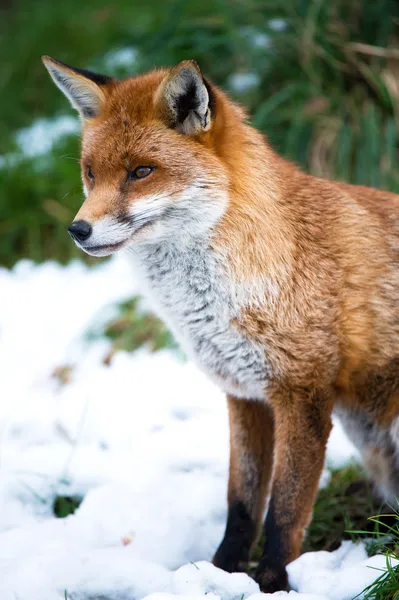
[156,60,214,135]
[42,56,112,119]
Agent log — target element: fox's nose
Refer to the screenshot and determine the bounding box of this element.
[68,220,92,243]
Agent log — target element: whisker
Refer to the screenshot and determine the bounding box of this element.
[59,154,80,163]
[125,245,142,261]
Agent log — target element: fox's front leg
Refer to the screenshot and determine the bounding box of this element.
[213,395,274,573]
[255,386,333,592]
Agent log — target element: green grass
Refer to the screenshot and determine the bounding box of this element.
[355,506,399,599]
[303,464,382,554]
[360,556,399,600]
[2,0,399,266]
[53,494,82,518]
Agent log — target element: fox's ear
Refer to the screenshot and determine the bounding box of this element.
[42,56,112,119]
[156,60,214,135]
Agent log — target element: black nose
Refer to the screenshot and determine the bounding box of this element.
[68,220,92,242]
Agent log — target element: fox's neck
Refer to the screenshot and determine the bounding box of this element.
[209,95,298,288]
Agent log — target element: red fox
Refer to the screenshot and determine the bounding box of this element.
[42,56,399,592]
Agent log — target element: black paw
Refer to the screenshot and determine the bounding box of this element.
[212,541,249,573]
[212,501,254,573]
[254,564,289,593]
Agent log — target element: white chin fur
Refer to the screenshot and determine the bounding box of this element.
[79,245,117,257]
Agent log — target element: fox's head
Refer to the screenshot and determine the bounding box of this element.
[42,57,230,256]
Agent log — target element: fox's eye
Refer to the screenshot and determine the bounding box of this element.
[87,166,94,180]
[128,166,153,180]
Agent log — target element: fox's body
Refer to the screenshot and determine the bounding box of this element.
[43,56,399,592]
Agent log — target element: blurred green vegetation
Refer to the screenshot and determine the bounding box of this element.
[1,0,399,266]
[87,296,179,363]
[302,464,379,553]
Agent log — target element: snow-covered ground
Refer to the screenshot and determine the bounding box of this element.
[0,254,395,600]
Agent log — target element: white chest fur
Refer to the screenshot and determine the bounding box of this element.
[131,238,270,399]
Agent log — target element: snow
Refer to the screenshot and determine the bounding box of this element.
[288,542,399,600]
[0,253,388,599]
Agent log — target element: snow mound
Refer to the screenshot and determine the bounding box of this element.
[288,541,399,600]
[0,254,383,599]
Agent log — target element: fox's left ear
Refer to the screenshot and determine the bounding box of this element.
[42,56,112,119]
[156,60,214,135]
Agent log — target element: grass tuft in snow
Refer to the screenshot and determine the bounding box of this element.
[356,505,399,599]
[91,296,179,365]
[53,495,82,518]
[360,557,399,600]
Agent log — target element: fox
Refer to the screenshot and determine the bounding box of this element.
[42,55,399,592]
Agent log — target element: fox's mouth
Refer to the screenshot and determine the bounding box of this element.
[77,220,155,256]
[82,240,127,256]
